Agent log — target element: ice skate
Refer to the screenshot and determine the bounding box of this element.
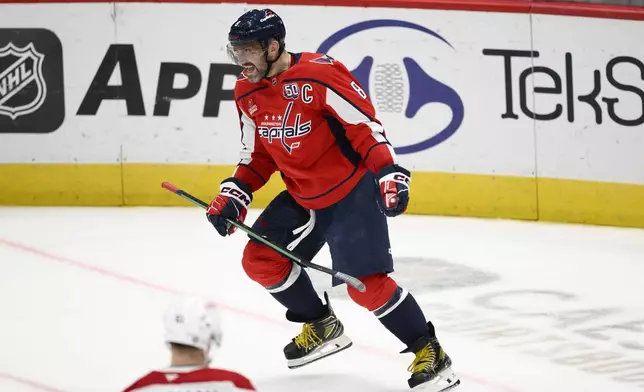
[284,292,352,369]
[403,330,460,391]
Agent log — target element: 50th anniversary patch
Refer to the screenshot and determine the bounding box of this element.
[0,29,65,133]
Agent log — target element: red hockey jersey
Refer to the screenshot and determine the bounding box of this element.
[122,366,255,392]
[232,52,397,210]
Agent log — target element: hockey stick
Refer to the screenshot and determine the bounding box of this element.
[161,182,367,293]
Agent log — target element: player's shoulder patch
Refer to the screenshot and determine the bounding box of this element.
[309,54,335,65]
[287,52,339,80]
[288,52,344,81]
[293,52,335,67]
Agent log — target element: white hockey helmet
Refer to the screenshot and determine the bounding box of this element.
[163,297,223,353]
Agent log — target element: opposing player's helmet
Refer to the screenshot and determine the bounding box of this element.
[228,8,286,48]
[163,297,222,353]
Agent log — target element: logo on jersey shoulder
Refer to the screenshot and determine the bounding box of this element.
[164,374,179,382]
[310,54,335,65]
[258,101,311,154]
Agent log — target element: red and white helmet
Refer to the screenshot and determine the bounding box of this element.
[163,297,223,353]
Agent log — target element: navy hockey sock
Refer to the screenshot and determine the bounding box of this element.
[268,263,326,321]
[374,287,435,347]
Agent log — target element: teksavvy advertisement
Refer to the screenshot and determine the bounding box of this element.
[0,5,642,180]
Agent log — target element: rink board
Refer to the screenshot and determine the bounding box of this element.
[3,163,644,228]
[0,1,643,228]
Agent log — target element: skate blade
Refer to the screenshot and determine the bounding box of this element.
[287,334,353,369]
[412,366,460,392]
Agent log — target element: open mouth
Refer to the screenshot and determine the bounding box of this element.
[243,64,256,73]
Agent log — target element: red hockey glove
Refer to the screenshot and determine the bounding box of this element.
[206,178,252,237]
[376,164,411,217]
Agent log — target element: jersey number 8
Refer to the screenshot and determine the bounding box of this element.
[351,81,367,100]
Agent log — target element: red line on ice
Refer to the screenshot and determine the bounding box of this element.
[0,237,519,392]
[0,371,70,392]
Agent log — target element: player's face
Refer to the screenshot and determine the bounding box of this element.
[226,42,268,83]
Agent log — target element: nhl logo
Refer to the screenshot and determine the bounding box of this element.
[0,42,47,120]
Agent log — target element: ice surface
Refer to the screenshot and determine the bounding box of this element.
[1,206,643,392]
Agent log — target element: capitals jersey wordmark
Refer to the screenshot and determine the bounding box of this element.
[258,101,312,154]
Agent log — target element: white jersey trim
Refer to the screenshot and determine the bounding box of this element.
[325,88,397,164]
[160,365,203,373]
[238,110,256,166]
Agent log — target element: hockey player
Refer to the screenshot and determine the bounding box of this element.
[206,8,460,391]
[122,297,256,392]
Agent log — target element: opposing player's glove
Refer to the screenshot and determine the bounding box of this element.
[206,178,252,237]
[375,164,411,217]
